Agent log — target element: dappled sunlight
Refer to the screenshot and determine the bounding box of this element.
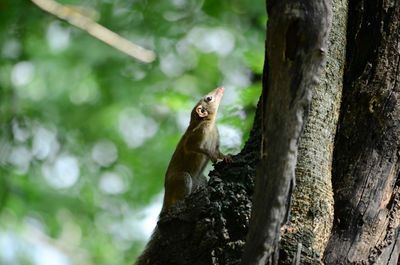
[11,61,35,87]
[46,21,70,52]
[0,0,264,263]
[99,171,126,194]
[129,193,163,240]
[9,145,32,174]
[160,53,187,78]
[218,124,243,152]
[0,211,82,265]
[118,109,159,149]
[93,193,162,248]
[187,27,235,56]
[0,231,71,265]
[175,110,191,132]
[42,154,80,189]
[32,126,59,160]
[91,140,118,167]
[12,119,31,143]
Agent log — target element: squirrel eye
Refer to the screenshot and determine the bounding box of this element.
[206,96,212,102]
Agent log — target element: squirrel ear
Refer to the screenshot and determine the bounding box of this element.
[196,106,208,118]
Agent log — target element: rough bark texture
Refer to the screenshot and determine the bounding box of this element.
[279,0,347,263]
[241,1,331,264]
[323,0,400,264]
[134,0,400,264]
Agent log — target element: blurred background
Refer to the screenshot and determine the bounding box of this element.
[0,0,265,264]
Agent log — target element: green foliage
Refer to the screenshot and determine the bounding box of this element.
[0,0,265,264]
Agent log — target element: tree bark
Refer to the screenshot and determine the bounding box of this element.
[134,0,400,264]
[279,0,347,263]
[323,0,400,264]
[241,0,331,264]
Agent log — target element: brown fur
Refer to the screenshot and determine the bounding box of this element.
[161,87,231,212]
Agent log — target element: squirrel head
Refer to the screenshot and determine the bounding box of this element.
[191,86,225,122]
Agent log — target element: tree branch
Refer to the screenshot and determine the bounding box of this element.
[30,0,156,63]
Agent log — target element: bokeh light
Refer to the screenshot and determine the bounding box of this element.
[0,0,264,264]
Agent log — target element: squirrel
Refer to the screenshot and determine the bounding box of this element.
[134,86,232,265]
[161,86,232,212]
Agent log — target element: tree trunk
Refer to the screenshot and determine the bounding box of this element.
[241,0,331,264]
[279,0,347,263]
[323,0,400,264]
[134,0,400,264]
